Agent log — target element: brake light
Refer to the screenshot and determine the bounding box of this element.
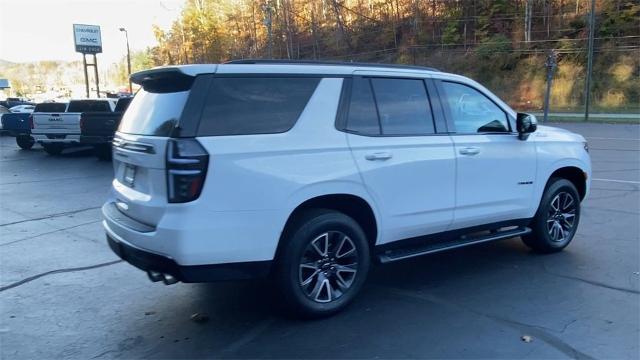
[166,138,209,203]
[29,115,34,129]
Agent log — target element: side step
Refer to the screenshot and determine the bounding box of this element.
[378,227,531,263]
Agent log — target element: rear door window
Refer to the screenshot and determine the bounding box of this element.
[370,78,435,136]
[345,78,380,135]
[34,103,67,113]
[67,100,112,112]
[198,77,320,136]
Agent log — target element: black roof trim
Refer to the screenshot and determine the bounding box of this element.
[225,59,439,72]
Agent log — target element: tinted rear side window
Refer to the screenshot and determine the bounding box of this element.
[370,78,435,135]
[68,100,112,112]
[198,77,320,136]
[34,103,67,112]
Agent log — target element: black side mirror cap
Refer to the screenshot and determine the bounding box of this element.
[516,113,537,140]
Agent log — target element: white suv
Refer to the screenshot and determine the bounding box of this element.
[104,61,591,317]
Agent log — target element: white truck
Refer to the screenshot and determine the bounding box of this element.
[32,99,116,155]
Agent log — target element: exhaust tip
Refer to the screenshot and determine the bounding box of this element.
[162,274,179,285]
[147,271,163,282]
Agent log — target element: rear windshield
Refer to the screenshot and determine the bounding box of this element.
[114,97,133,112]
[34,103,67,113]
[118,89,189,136]
[198,77,320,136]
[67,100,112,112]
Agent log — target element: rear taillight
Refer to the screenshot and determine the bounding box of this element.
[28,115,34,129]
[166,138,209,203]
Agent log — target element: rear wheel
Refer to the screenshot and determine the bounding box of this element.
[16,136,34,150]
[42,143,64,156]
[523,178,581,253]
[274,209,370,318]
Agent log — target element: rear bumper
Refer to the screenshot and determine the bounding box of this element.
[33,134,80,144]
[106,234,272,282]
[102,202,273,282]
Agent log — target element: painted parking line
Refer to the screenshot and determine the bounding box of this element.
[592,178,640,184]
[586,137,640,141]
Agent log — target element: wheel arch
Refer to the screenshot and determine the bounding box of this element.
[547,166,587,200]
[276,193,379,262]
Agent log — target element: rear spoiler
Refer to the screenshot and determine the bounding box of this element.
[130,65,218,85]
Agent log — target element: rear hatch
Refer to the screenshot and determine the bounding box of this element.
[111,68,209,227]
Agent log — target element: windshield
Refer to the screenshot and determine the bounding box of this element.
[117,89,189,136]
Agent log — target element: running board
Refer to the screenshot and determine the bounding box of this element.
[378,227,531,263]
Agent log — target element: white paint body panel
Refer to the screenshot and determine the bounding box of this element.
[105,64,591,267]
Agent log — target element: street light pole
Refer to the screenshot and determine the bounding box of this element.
[119,27,132,94]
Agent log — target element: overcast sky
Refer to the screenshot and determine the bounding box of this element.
[0,0,184,65]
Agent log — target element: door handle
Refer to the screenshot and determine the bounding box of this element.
[459,147,481,156]
[365,152,393,161]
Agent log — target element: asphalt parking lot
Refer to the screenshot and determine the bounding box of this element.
[1,122,638,359]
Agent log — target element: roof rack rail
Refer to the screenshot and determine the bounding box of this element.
[224,59,439,72]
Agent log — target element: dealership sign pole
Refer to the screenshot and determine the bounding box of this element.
[73,24,102,98]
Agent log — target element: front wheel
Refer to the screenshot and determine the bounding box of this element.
[42,143,64,156]
[16,136,34,150]
[274,209,370,318]
[523,178,581,253]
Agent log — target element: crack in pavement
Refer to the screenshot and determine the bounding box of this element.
[0,220,102,247]
[377,285,595,359]
[542,266,640,295]
[0,206,101,227]
[0,260,123,292]
[0,174,107,186]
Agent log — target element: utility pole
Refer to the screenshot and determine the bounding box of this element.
[543,50,558,123]
[119,27,133,94]
[583,0,596,121]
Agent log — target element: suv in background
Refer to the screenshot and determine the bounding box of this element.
[103,61,591,317]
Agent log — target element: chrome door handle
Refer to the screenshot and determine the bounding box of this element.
[459,147,481,155]
[365,152,393,161]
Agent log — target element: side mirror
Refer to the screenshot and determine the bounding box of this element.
[516,113,537,140]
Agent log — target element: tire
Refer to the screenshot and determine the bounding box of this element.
[94,145,112,161]
[522,178,581,253]
[16,136,34,150]
[42,143,64,156]
[273,209,371,318]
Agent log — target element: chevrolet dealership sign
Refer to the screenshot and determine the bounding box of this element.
[73,24,102,54]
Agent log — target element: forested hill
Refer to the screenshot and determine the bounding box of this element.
[150,0,639,112]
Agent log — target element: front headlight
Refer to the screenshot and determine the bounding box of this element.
[583,141,589,153]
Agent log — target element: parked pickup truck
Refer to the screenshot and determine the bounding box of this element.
[80,97,133,160]
[32,99,116,155]
[1,103,68,149]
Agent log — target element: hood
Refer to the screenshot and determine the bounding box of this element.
[533,125,586,142]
